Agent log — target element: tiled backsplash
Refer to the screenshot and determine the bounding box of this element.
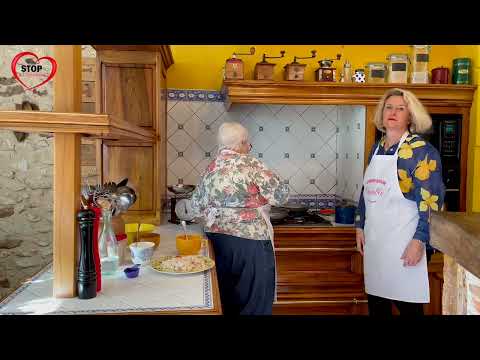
[337,106,366,202]
[167,89,365,206]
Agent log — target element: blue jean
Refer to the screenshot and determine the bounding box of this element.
[206,232,275,315]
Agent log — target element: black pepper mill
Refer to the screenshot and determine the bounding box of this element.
[77,208,97,299]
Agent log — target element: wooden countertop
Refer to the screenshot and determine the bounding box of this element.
[430,212,480,278]
[0,222,222,315]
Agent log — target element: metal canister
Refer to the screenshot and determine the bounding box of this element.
[452,58,471,84]
[431,67,450,84]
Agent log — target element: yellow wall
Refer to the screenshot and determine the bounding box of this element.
[168,44,479,212]
[468,46,480,212]
[168,45,473,90]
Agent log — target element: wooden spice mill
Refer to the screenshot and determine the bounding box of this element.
[284,50,317,81]
[254,50,286,80]
[224,47,256,80]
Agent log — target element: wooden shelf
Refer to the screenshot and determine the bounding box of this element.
[222,80,477,109]
[0,111,156,142]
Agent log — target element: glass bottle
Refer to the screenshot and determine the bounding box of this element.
[98,208,119,275]
[343,60,352,83]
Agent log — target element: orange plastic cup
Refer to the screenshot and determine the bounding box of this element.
[176,233,202,255]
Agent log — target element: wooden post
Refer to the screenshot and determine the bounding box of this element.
[53,134,81,297]
[54,46,82,113]
[52,45,82,298]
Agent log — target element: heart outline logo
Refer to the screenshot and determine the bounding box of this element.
[11,51,57,91]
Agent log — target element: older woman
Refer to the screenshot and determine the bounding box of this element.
[189,122,289,315]
[355,88,445,316]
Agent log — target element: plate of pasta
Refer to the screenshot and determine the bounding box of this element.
[149,255,215,274]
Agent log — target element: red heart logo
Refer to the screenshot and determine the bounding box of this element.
[11,51,57,91]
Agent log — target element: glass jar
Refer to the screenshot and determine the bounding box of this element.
[386,54,409,83]
[365,62,387,83]
[410,45,431,83]
[98,209,119,275]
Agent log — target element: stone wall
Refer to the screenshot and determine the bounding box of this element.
[0,45,101,300]
[80,45,99,186]
[0,45,54,300]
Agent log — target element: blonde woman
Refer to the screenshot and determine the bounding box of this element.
[355,88,445,316]
[189,122,289,315]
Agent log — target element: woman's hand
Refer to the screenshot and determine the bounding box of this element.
[356,228,365,256]
[401,239,425,266]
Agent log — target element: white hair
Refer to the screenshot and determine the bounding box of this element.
[217,122,249,150]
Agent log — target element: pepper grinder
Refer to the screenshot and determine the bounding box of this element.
[77,207,97,299]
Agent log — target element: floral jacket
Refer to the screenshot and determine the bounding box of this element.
[190,148,290,240]
[355,132,446,246]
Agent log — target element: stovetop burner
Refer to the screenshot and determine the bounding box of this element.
[271,211,332,226]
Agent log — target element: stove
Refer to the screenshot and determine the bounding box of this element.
[271,211,332,227]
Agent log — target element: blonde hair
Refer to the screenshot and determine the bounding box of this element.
[217,122,249,150]
[373,88,432,134]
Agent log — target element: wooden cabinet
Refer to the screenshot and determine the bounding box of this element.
[102,141,155,212]
[102,64,155,128]
[94,46,173,220]
[272,226,444,315]
[273,227,369,315]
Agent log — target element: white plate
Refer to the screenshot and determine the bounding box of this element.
[149,255,215,275]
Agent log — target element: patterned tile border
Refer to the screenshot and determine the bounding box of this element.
[164,193,341,212]
[0,247,213,315]
[167,89,224,102]
[288,194,337,210]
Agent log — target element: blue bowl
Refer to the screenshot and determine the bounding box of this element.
[124,265,140,279]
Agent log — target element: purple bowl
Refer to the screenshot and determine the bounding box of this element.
[124,265,140,279]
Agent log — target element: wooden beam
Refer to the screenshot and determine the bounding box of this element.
[54,46,82,112]
[0,111,156,142]
[53,133,81,298]
[52,45,82,298]
[430,212,480,279]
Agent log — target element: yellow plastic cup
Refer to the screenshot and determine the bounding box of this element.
[125,223,156,245]
[176,233,202,255]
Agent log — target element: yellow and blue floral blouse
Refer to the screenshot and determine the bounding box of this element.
[355,132,446,246]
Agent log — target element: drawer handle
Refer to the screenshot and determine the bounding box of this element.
[274,298,368,305]
[275,247,358,252]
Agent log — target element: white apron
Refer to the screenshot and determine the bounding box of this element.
[205,205,277,302]
[363,132,430,303]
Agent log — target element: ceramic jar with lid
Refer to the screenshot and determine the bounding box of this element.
[431,67,449,84]
[353,69,366,83]
[452,58,471,84]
